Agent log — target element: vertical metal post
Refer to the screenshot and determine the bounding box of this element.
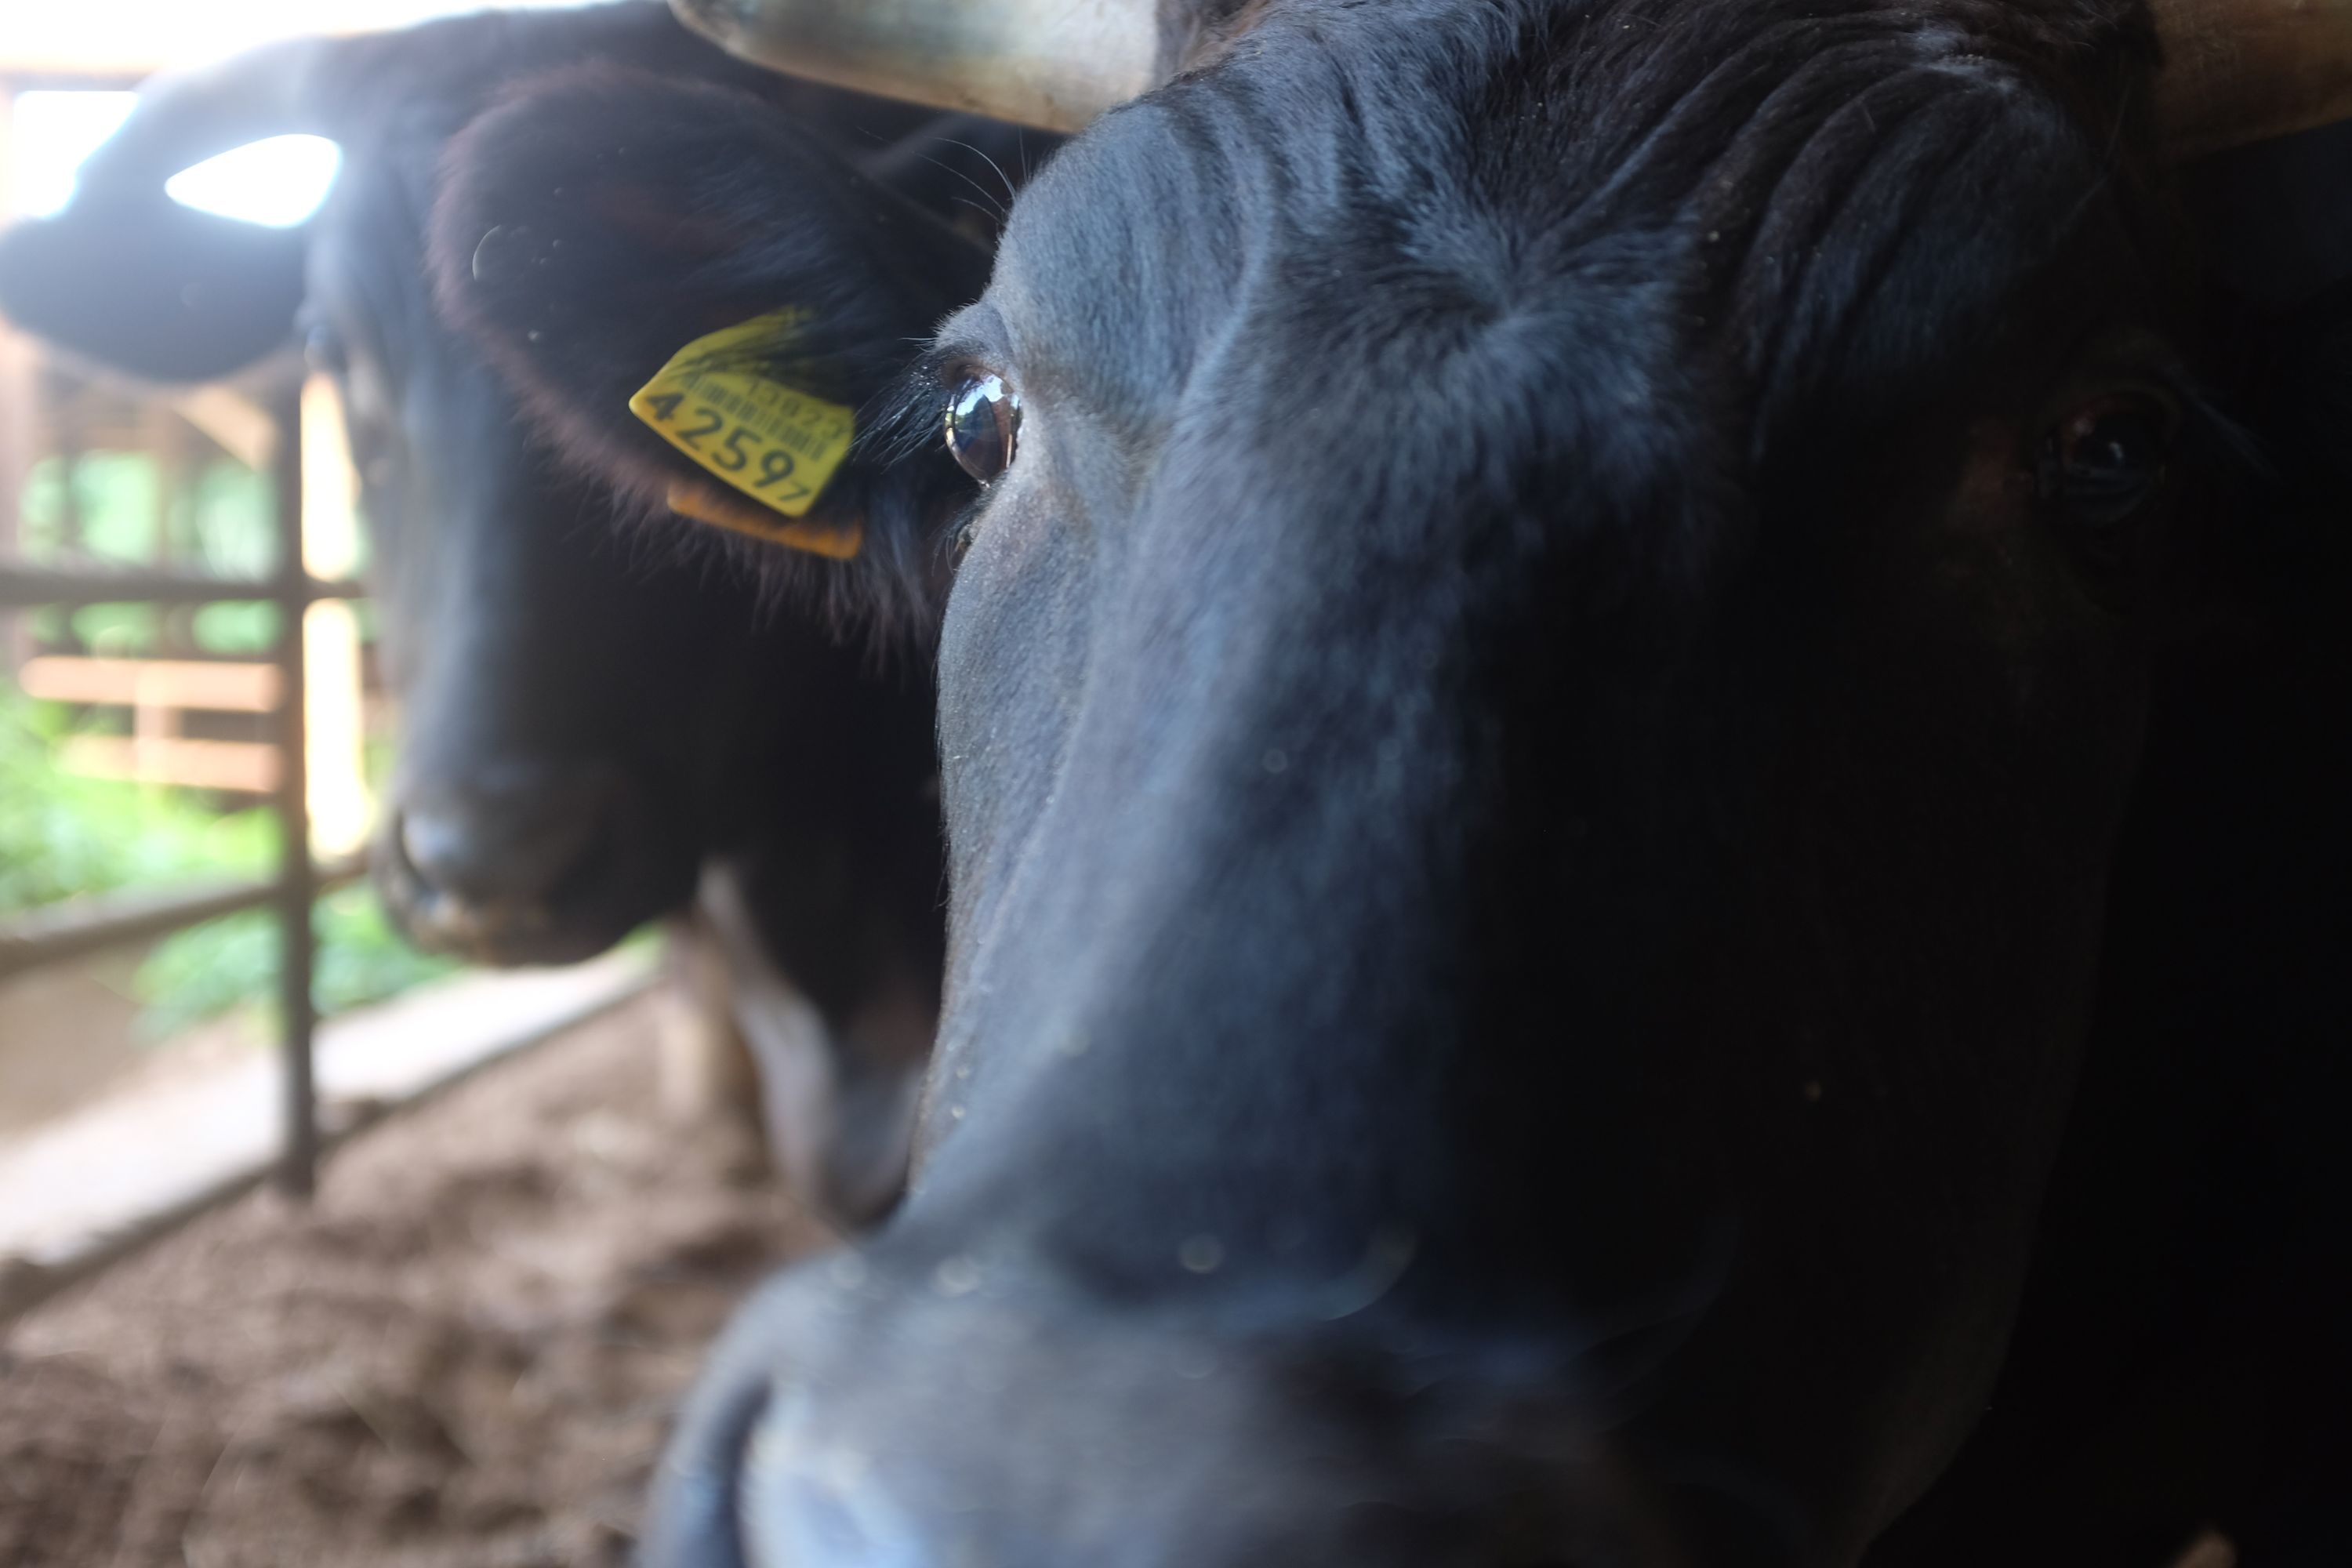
[0,88,34,683]
[0,326,31,681]
[270,387,318,1198]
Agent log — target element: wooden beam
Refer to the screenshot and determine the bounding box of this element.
[61,733,279,793]
[169,387,276,473]
[17,653,281,711]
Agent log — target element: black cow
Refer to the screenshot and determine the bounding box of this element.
[438,2,2350,1562]
[0,1,1034,1227]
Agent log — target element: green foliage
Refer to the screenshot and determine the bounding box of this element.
[186,460,276,579]
[67,602,162,657]
[20,452,276,574]
[20,452,163,563]
[130,905,278,1040]
[190,601,281,655]
[0,695,275,911]
[18,450,282,657]
[310,885,461,1017]
[0,696,458,1038]
[134,885,461,1040]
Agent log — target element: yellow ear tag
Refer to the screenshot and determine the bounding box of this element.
[628,309,861,557]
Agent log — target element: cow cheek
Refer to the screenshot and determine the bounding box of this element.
[937,493,1095,949]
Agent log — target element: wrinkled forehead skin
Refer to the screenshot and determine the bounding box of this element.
[937,0,2161,1111]
[941,0,2162,942]
[712,1,2180,1562]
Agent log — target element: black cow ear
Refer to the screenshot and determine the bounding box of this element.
[0,34,334,383]
[430,65,990,569]
[0,199,307,384]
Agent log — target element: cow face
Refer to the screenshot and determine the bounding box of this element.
[0,7,989,1228]
[0,10,953,983]
[835,15,2176,1555]
[441,1,2292,1561]
[297,136,728,964]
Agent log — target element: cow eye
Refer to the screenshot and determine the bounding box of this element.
[2037,394,2173,533]
[945,373,1020,484]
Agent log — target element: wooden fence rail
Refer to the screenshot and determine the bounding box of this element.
[20,653,282,791]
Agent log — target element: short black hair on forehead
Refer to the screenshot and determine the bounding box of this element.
[995,0,2167,481]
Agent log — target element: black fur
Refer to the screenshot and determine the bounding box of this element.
[430,66,1005,642]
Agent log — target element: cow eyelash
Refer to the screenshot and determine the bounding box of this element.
[862,361,961,466]
[863,347,1007,568]
[866,343,995,463]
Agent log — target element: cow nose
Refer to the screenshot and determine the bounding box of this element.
[661,1293,1679,1568]
[746,1457,931,1568]
[376,761,669,968]
[396,774,612,909]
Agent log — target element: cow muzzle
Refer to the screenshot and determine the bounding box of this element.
[375,760,685,965]
[644,1261,1768,1568]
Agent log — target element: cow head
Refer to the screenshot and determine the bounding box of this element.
[438,0,2351,1560]
[0,4,956,975]
[0,4,994,1228]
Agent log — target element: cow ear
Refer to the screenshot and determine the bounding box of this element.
[430,65,991,577]
[0,201,307,383]
[0,36,336,383]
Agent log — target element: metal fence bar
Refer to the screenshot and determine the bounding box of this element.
[0,959,657,1326]
[0,564,362,610]
[269,390,319,1200]
[0,383,351,1200]
[0,855,365,984]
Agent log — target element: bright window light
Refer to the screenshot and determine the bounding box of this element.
[9,91,139,217]
[164,135,343,227]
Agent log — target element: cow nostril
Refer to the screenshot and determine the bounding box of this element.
[397,810,484,897]
[646,1373,772,1568]
[742,1430,928,1568]
[393,775,619,911]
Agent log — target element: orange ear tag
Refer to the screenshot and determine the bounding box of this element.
[663,479,864,560]
[628,310,862,558]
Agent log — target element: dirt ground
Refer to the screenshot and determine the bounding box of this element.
[0,995,829,1568]
[0,950,172,1135]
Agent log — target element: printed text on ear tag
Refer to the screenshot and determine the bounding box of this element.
[628,310,858,547]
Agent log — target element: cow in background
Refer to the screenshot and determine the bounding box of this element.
[437,0,2352,1561]
[0,0,1041,1227]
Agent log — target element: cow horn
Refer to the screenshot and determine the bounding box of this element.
[669,0,1158,131]
[666,1,2352,153]
[2154,0,2352,157]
